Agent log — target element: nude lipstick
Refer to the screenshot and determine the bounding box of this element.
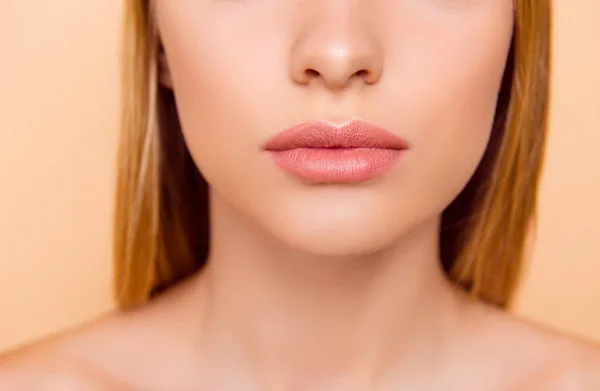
[263,120,408,183]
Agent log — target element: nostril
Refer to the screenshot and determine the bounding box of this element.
[302,68,371,84]
[305,69,320,78]
[356,69,380,84]
[355,69,369,78]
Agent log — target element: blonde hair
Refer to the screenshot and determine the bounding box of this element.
[114,0,552,309]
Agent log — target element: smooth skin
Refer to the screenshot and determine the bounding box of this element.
[2,0,600,390]
[1,283,599,390]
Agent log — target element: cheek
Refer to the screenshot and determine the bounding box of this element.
[159,27,286,194]
[392,14,513,210]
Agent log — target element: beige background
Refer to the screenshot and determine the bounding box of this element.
[0,1,598,352]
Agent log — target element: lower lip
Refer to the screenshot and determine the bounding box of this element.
[268,147,404,183]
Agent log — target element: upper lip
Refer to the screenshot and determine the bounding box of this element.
[263,120,408,151]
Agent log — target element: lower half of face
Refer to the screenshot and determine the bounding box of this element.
[155,0,514,256]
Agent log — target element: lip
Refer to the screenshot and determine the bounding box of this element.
[263,120,408,183]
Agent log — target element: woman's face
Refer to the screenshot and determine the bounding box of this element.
[155,1,514,255]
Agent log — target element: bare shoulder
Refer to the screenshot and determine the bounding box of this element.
[522,359,600,391]
[0,314,134,391]
[520,335,600,391]
[0,289,193,391]
[472,304,600,390]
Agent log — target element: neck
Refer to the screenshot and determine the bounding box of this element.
[192,191,465,389]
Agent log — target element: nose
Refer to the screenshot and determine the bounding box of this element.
[290,4,383,90]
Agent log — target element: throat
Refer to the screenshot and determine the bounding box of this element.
[189,191,464,388]
[194,244,458,388]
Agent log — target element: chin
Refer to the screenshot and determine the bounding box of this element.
[258,191,430,258]
[276,226,400,258]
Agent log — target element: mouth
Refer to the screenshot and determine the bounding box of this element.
[263,120,408,183]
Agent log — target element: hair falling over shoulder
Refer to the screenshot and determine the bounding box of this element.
[113,0,552,309]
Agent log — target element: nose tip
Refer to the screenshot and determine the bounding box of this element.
[291,43,383,89]
[290,15,383,90]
